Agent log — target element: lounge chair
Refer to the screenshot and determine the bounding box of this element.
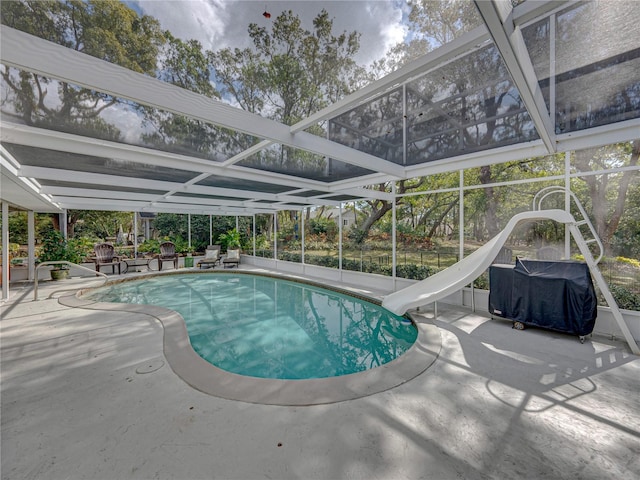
[197,245,221,269]
[93,243,122,274]
[157,241,179,270]
[222,249,240,268]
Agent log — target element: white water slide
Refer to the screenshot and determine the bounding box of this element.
[382,203,640,355]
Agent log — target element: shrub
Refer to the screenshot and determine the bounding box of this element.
[138,239,160,254]
[39,230,82,265]
[219,228,241,251]
[609,285,640,311]
[615,256,640,269]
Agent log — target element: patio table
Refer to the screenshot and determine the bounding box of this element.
[123,257,152,273]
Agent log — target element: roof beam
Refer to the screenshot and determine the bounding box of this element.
[1,27,404,178]
[22,165,344,209]
[0,123,339,192]
[53,197,151,211]
[41,186,160,203]
[474,0,557,153]
[140,202,276,215]
[19,166,181,191]
[290,25,491,134]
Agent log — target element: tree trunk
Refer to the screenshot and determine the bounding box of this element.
[479,166,500,237]
[426,198,459,239]
[574,141,639,255]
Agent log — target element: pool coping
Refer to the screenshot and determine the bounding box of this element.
[60,270,441,406]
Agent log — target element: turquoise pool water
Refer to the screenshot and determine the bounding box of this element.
[84,273,417,380]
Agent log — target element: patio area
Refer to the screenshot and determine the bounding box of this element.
[2,269,639,480]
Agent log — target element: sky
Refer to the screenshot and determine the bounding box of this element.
[128,0,410,67]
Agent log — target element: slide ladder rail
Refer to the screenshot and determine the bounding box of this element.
[567,224,639,355]
[533,186,604,264]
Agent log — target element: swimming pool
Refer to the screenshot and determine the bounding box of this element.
[85,272,417,380]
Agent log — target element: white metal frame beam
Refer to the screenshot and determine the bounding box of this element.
[3,123,391,206]
[1,27,405,178]
[474,0,556,153]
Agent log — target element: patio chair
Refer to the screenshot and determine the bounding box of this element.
[93,243,121,274]
[157,241,179,270]
[197,245,221,269]
[222,249,240,268]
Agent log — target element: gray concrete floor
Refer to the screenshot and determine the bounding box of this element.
[2,270,640,480]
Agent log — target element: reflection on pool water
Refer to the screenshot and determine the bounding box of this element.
[84,273,417,380]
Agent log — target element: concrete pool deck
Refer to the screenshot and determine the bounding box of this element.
[2,267,640,479]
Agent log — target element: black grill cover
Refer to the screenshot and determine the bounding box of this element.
[489,258,597,336]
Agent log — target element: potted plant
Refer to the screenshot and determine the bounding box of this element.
[39,230,82,280]
[218,228,242,252]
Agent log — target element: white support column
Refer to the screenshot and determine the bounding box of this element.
[235,216,239,231]
[402,84,407,166]
[565,151,571,258]
[28,210,35,281]
[459,170,465,261]
[392,184,397,288]
[252,214,256,257]
[209,215,213,246]
[133,212,138,258]
[338,204,343,271]
[188,214,192,250]
[2,202,9,300]
[301,209,305,265]
[60,210,68,239]
[273,213,277,260]
[549,12,557,133]
[460,170,474,310]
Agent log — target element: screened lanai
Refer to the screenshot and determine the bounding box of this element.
[1,0,639,316]
[4,5,640,478]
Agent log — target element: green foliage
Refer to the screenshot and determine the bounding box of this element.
[347,227,368,247]
[473,272,490,290]
[168,236,194,254]
[308,217,338,240]
[1,0,163,136]
[254,233,270,251]
[609,285,640,311]
[70,210,132,240]
[39,230,82,267]
[4,212,55,245]
[137,239,160,254]
[212,9,362,121]
[219,228,242,250]
[71,237,99,261]
[153,214,235,252]
[7,212,27,245]
[615,256,640,269]
[8,243,21,258]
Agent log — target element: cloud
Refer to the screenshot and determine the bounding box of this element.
[132,0,408,67]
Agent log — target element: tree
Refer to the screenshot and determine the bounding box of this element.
[383,0,480,72]
[69,210,133,240]
[1,0,164,140]
[208,8,366,177]
[210,9,362,123]
[345,0,530,240]
[139,31,250,160]
[153,213,238,251]
[573,141,640,255]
